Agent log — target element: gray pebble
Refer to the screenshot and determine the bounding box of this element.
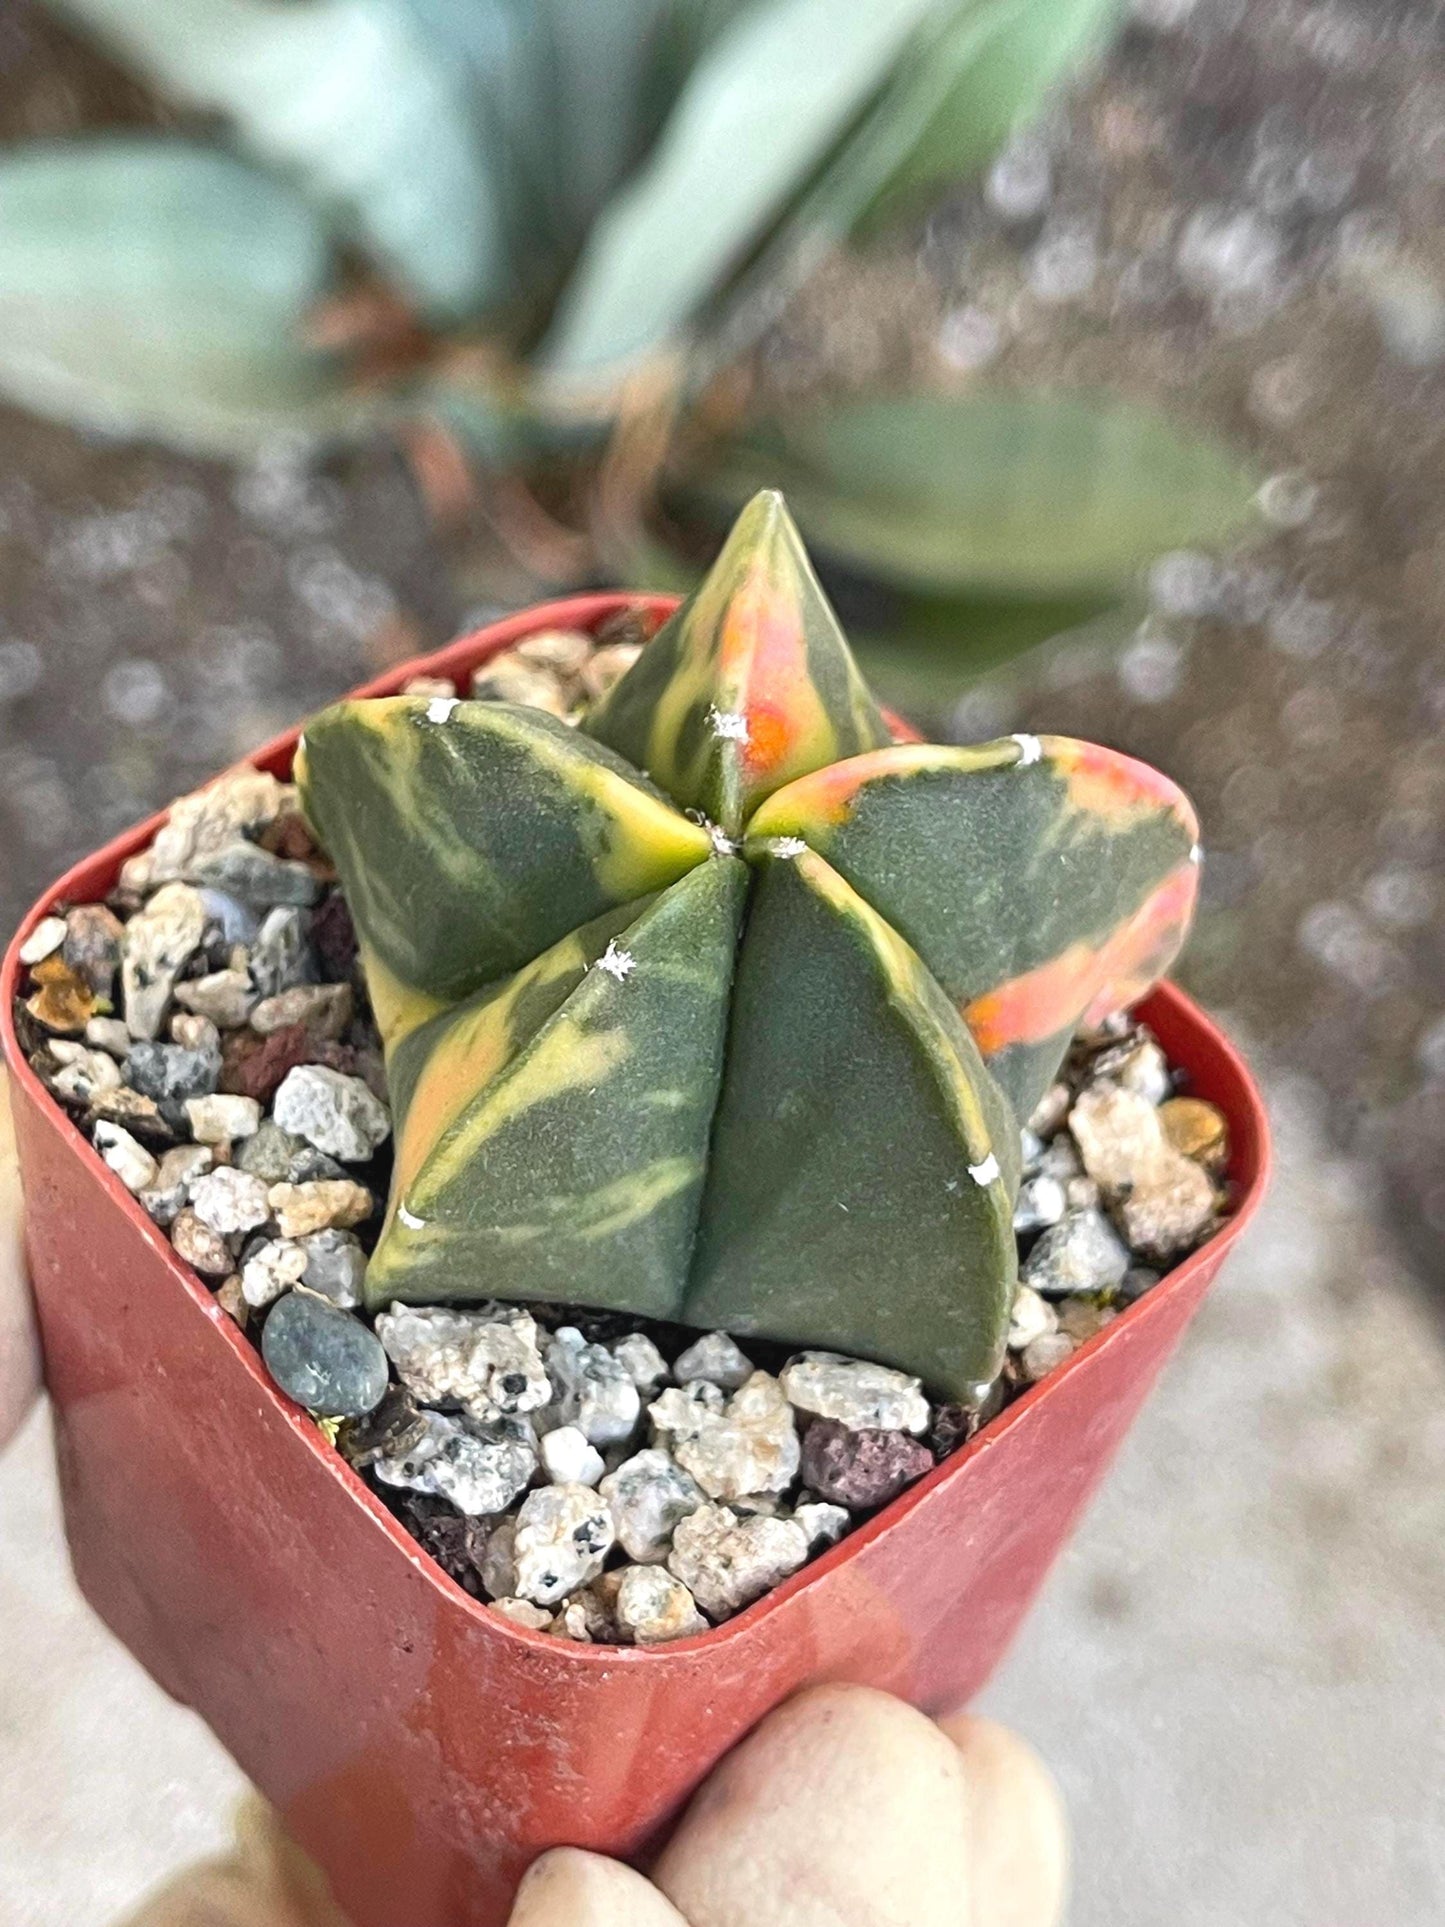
[1020,1207,1130,1298]
[299,1227,367,1308]
[261,1289,389,1417]
[1013,1172,1067,1236]
[235,1120,305,1184]
[123,1041,220,1105]
[194,840,319,908]
[122,883,207,1041]
[672,1331,754,1391]
[249,906,316,999]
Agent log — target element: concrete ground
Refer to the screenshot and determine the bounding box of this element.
[1,1054,1441,1927]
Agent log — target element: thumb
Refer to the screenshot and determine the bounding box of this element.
[940,1715,1069,1927]
[507,1848,690,1925]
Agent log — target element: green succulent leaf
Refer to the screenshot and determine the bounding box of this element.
[712,0,1048,350]
[0,138,347,453]
[696,392,1260,599]
[687,846,1019,1393]
[52,0,504,319]
[850,592,1131,710]
[748,735,1199,1115]
[538,0,951,381]
[366,856,747,1317]
[862,0,1124,227]
[584,490,891,836]
[296,695,714,1034]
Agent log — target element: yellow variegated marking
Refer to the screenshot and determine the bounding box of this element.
[797,851,1006,1181]
[388,930,596,1204]
[360,943,449,1056]
[410,1015,631,1210]
[488,704,714,897]
[486,1158,701,1246]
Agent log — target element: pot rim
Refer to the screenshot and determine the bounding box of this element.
[1,590,1272,1665]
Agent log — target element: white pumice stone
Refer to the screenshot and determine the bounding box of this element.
[93,1120,159,1194]
[371,1411,537,1517]
[49,1046,122,1103]
[1026,1081,1072,1138]
[85,1016,134,1057]
[480,1519,518,1601]
[539,1425,606,1487]
[610,1332,669,1393]
[241,1238,310,1309]
[487,1597,552,1631]
[1012,1172,1068,1236]
[512,1484,615,1607]
[1020,1332,1077,1383]
[615,1564,709,1644]
[780,1353,930,1435]
[667,1505,810,1619]
[543,1328,642,1446]
[671,1331,754,1391]
[648,1380,726,1442]
[188,1165,272,1238]
[146,768,291,884]
[791,1501,851,1551]
[173,969,257,1029]
[137,1143,214,1226]
[19,916,67,965]
[1089,1032,1173,1105]
[186,1093,263,1143]
[599,1448,706,1562]
[671,1371,801,1501]
[249,982,353,1039]
[1007,1285,1059,1351]
[273,1065,391,1163]
[550,1598,594,1642]
[121,882,208,1040]
[375,1302,550,1417]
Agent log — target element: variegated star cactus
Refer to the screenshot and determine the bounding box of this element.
[297,493,1199,1403]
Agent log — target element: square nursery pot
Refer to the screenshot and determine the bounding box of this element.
[2,595,1271,1927]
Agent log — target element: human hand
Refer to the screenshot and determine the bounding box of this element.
[0,1070,42,1451]
[123,1684,1066,1927]
[509,1684,1067,1926]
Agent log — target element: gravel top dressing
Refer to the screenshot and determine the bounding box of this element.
[15,618,1231,1644]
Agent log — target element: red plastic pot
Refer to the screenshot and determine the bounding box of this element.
[3,595,1270,1927]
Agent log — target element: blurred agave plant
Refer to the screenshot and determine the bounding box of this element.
[0,0,1255,686]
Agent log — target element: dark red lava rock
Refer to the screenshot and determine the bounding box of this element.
[311,891,358,980]
[800,1418,935,1510]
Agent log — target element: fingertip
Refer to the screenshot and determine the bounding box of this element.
[508,1847,689,1926]
[940,1715,1069,1927]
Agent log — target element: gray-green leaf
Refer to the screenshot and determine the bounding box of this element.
[50,0,504,319]
[695,391,1259,598]
[863,0,1123,223]
[0,139,349,454]
[539,0,952,382]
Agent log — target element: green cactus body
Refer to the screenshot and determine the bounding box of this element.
[299,492,1199,1401]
